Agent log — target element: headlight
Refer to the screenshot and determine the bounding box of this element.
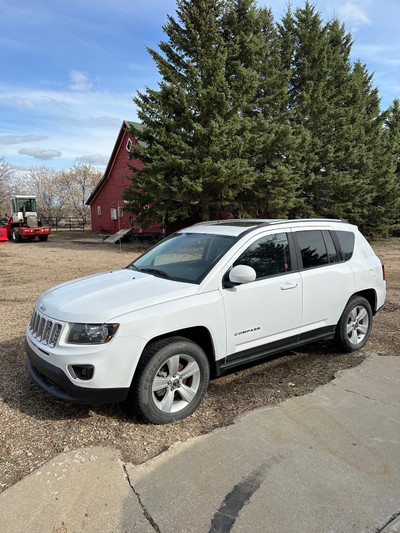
[66,323,119,344]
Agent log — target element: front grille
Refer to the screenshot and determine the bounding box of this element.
[29,309,63,348]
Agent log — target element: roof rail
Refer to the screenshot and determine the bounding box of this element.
[192,218,345,227]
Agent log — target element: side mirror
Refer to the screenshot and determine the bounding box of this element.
[229,264,257,285]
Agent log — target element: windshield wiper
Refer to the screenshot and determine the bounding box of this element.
[138,267,170,279]
[126,264,139,271]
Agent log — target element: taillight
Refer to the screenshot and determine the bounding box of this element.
[380,259,385,281]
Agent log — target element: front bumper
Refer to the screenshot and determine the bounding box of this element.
[26,341,129,405]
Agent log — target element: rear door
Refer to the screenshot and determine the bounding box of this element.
[293,229,354,334]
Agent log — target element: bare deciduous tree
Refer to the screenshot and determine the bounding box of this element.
[26,166,69,219]
[2,161,102,225]
[61,163,102,224]
[0,157,16,217]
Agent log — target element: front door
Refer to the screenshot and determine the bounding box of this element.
[221,231,302,357]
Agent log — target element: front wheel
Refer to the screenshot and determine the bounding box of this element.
[336,296,373,352]
[131,337,210,424]
[12,228,21,242]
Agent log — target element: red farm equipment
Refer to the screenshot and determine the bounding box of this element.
[3,195,51,242]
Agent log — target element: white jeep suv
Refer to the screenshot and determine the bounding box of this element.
[26,219,386,424]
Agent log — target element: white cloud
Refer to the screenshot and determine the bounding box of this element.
[0,135,49,145]
[338,2,371,25]
[354,44,400,66]
[0,83,137,170]
[18,148,62,160]
[75,154,109,165]
[89,116,121,127]
[3,96,34,110]
[69,70,93,91]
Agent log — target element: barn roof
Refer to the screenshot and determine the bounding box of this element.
[86,120,143,206]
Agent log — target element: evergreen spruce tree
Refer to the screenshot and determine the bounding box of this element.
[124,0,398,234]
[337,60,384,231]
[278,3,362,219]
[222,1,302,218]
[278,2,329,217]
[124,0,256,225]
[367,99,400,234]
[277,3,390,231]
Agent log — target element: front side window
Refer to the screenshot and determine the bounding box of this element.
[234,233,292,279]
[130,233,236,284]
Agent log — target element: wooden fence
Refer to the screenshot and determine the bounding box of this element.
[40,217,88,231]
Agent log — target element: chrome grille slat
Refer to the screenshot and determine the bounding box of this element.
[29,308,63,348]
[42,321,52,345]
[37,317,45,341]
[33,312,40,335]
[49,324,62,348]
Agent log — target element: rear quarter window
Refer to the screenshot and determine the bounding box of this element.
[336,231,355,261]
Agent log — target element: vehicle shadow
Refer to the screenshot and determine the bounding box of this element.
[0,334,363,426]
[0,336,140,423]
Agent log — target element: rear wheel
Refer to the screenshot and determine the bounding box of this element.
[132,337,210,424]
[336,296,372,352]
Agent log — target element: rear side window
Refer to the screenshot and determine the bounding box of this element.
[336,231,355,261]
[234,233,292,279]
[323,231,340,263]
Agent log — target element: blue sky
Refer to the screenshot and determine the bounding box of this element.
[1,0,399,172]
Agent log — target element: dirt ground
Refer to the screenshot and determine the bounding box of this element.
[0,231,399,491]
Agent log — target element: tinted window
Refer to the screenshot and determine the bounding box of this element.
[296,230,328,269]
[336,231,355,261]
[234,233,291,279]
[323,231,340,263]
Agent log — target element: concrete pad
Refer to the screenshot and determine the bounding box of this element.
[381,516,400,533]
[0,447,153,533]
[126,354,400,533]
[1,354,399,533]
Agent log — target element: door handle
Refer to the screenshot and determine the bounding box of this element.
[281,282,298,290]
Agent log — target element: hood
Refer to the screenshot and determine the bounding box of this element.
[36,269,197,323]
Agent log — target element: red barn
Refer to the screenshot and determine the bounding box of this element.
[86,121,163,236]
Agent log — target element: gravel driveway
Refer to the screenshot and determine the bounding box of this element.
[1,232,398,491]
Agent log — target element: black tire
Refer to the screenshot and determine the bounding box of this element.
[336,296,373,352]
[131,336,210,424]
[38,235,48,242]
[12,228,21,242]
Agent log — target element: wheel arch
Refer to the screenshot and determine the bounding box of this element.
[353,289,377,314]
[140,326,217,377]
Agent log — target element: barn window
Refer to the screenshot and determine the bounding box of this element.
[110,208,117,220]
[118,206,123,218]
[97,206,102,216]
[126,139,133,152]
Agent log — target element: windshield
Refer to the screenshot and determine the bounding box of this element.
[129,232,236,284]
[15,197,36,213]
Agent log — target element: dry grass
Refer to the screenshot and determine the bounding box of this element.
[0,231,398,491]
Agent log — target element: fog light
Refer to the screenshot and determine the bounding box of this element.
[71,365,94,380]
